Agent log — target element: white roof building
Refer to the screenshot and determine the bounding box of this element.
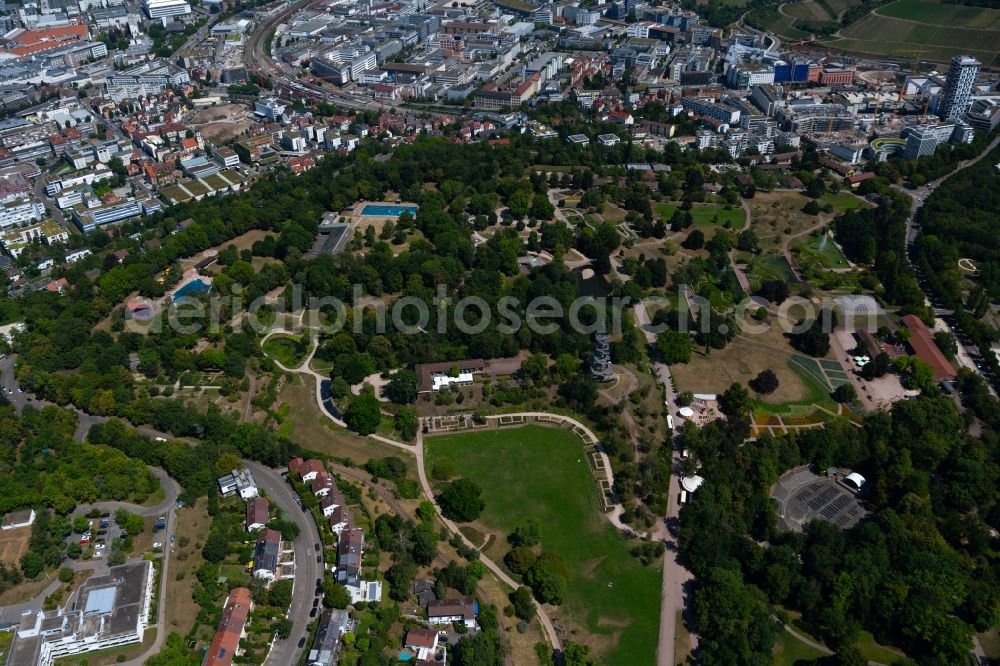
[681,475,704,493]
[217,468,258,499]
[843,472,866,491]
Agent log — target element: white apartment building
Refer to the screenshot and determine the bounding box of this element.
[8,561,154,666]
[141,0,191,18]
[938,55,980,121]
[0,198,46,231]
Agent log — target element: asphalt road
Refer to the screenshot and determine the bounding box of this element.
[0,355,175,443]
[899,132,1000,393]
[244,461,323,666]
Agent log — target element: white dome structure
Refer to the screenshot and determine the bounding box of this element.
[681,475,704,493]
[843,472,866,491]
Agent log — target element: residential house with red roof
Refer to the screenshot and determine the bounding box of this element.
[204,587,252,666]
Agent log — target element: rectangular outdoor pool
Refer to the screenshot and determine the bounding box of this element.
[360,204,418,217]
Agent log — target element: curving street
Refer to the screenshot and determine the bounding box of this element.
[899,132,1000,392]
[244,460,323,666]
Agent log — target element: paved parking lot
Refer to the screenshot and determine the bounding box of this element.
[772,467,868,532]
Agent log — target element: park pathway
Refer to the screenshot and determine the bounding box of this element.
[634,301,699,666]
[413,424,563,652]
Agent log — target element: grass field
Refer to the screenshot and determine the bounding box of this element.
[656,203,746,228]
[773,628,828,665]
[277,375,417,473]
[792,232,850,269]
[825,0,1000,65]
[671,325,816,404]
[424,426,661,665]
[0,528,30,567]
[165,498,212,638]
[745,191,815,252]
[262,334,308,368]
[853,630,907,663]
[820,192,867,213]
[749,253,799,285]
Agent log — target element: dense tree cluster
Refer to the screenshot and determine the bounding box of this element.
[678,385,1000,664]
[833,188,925,313]
[913,142,1000,381]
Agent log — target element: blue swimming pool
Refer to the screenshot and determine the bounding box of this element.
[175,278,211,299]
[360,204,418,217]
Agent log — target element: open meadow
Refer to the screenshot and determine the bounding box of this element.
[424,426,661,666]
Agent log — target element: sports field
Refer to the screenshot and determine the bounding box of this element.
[424,426,661,665]
[825,0,1000,65]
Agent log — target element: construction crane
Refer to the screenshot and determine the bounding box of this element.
[789,36,816,58]
[920,95,932,123]
[869,75,887,140]
[893,47,925,74]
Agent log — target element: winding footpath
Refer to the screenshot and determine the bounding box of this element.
[261,328,348,427]
[413,424,563,652]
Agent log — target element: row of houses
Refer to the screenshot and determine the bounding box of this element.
[287,457,383,605]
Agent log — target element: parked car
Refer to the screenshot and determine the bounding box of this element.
[297,637,306,648]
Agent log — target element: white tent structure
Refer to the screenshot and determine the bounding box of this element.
[681,475,704,493]
[843,472,866,491]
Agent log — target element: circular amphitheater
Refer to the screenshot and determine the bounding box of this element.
[771,466,869,532]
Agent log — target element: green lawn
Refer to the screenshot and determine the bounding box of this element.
[773,628,828,666]
[262,334,307,368]
[424,426,661,665]
[748,253,799,285]
[752,355,838,418]
[793,232,850,269]
[853,630,907,663]
[820,192,867,213]
[656,203,746,228]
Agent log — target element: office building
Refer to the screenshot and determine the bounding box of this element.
[902,121,974,159]
[0,197,45,231]
[938,55,980,120]
[141,0,191,18]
